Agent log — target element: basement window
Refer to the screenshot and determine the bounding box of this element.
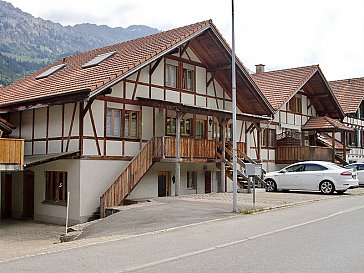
[35,64,66,79]
[82,51,117,68]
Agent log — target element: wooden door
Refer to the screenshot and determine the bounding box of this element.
[23,171,34,219]
[205,171,211,193]
[158,172,170,197]
[3,174,12,218]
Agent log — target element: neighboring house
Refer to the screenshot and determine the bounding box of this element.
[0,20,274,224]
[251,64,353,172]
[330,77,364,163]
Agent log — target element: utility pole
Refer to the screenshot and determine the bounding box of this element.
[231,0,238,212]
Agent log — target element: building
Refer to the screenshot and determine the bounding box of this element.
[0,20,274,224]
[251,64,353,172]
[330,77,364,163]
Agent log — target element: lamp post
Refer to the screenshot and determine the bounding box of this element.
[231,0,238,212]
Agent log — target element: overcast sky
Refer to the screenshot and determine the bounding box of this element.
[6,0,364,81]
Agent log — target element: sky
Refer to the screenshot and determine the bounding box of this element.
[6,0,364,81]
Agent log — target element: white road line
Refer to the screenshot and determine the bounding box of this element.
[118,204,364,272]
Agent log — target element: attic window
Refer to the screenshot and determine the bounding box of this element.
[82,51,117,68]
[35,64,66,79]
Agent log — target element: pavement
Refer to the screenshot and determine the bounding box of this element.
[1,187,364,261]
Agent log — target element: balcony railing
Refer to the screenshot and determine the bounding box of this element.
[0,138,24,170]
[153,137,217,159]
[275,146,332,164]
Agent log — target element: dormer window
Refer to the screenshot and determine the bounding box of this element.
[82,51,117,69]
[35,64,66,79]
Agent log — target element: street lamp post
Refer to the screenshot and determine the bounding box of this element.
[231,0,238,212]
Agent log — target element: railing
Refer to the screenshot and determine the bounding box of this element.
[276,131,301,141]
[275,146,332,164]
[100,138,154,217]
[0,138,24,170]
[154,136,217,159]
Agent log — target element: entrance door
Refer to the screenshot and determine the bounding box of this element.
[23,171,34,219]
[205,171,211,193]
[3,174,12,218]
[158,172,170,197]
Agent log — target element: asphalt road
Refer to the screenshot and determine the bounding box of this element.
[1,195,364,273]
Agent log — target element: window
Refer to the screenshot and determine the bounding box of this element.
[182,68,194,91]
[82,51,117,68]
[304,164,327,171]
[296,97,302,114]
[45,171,67,204]
[196,120,205,139]
[166,116,176,135]
[187,171,197,189]
[166,116,191,136]
[213,121,220,141]
[35,64,66,79]
[166,64,177,88]
[124,111,139,139]
[106,108,121,137]
[262,129,276,148]
[285,164,305,172]
[287,96,302,114]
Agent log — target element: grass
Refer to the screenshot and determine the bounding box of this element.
[239,208,264,215]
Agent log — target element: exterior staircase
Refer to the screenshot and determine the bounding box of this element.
[100,138,154,217]
[217,142,266,191]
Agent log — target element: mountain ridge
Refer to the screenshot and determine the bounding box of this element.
[0,0,159,86]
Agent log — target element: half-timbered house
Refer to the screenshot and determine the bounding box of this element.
[0,20,274,223]
[330,77,364,163]
[250,64,353,172]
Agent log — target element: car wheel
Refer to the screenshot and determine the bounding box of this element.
[320,181,335,195]
[336,190,346,195]
[265,179,277,192]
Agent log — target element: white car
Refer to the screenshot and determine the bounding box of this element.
[344,163,364,186]
[265,161,359,194]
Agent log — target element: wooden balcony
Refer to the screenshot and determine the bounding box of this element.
[275,146,332,164]
[153,137,217,160]
[0,138,24,170]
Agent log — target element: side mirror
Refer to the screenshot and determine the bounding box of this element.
[279,169,287,174]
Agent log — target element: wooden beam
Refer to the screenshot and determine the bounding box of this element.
[89,106,101,156]
[66,103,77,152]
[180,41,191,57]
[81,98,95,118]
[206,74,214,87]
[132,70,141,100]
[207,64,231,73]
[149,58,162,75]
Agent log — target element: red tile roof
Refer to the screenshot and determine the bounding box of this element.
[0,21,213,107]
[0,20,274,116]
[251,65,344,118]
[329,77,364,114]
[302,116,353,131]
[251,65,319,110]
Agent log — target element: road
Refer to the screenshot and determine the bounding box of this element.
[1,195,364,273]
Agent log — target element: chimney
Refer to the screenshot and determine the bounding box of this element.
[255,64,265,74]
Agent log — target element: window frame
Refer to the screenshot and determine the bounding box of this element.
[165,116,192,136]
[182,68,195,91]
[165,64,178,88]
[187,171,197,189]
[124,110,140,139]
[262,128,276,148]
[44,171,68,205]
[106,108,122,137]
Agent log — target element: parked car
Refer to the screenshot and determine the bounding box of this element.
[344,163,364,186]
[265,161,359,194]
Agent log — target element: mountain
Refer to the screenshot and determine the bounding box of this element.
[0,0,159,86]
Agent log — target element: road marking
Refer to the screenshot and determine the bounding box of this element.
[118,204,364,272]
[1,202,363,266]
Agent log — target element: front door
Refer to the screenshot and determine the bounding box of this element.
[23,171,34,219]
[2,174,12,218]
[205,171,211,193]
[158,172,170,197]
